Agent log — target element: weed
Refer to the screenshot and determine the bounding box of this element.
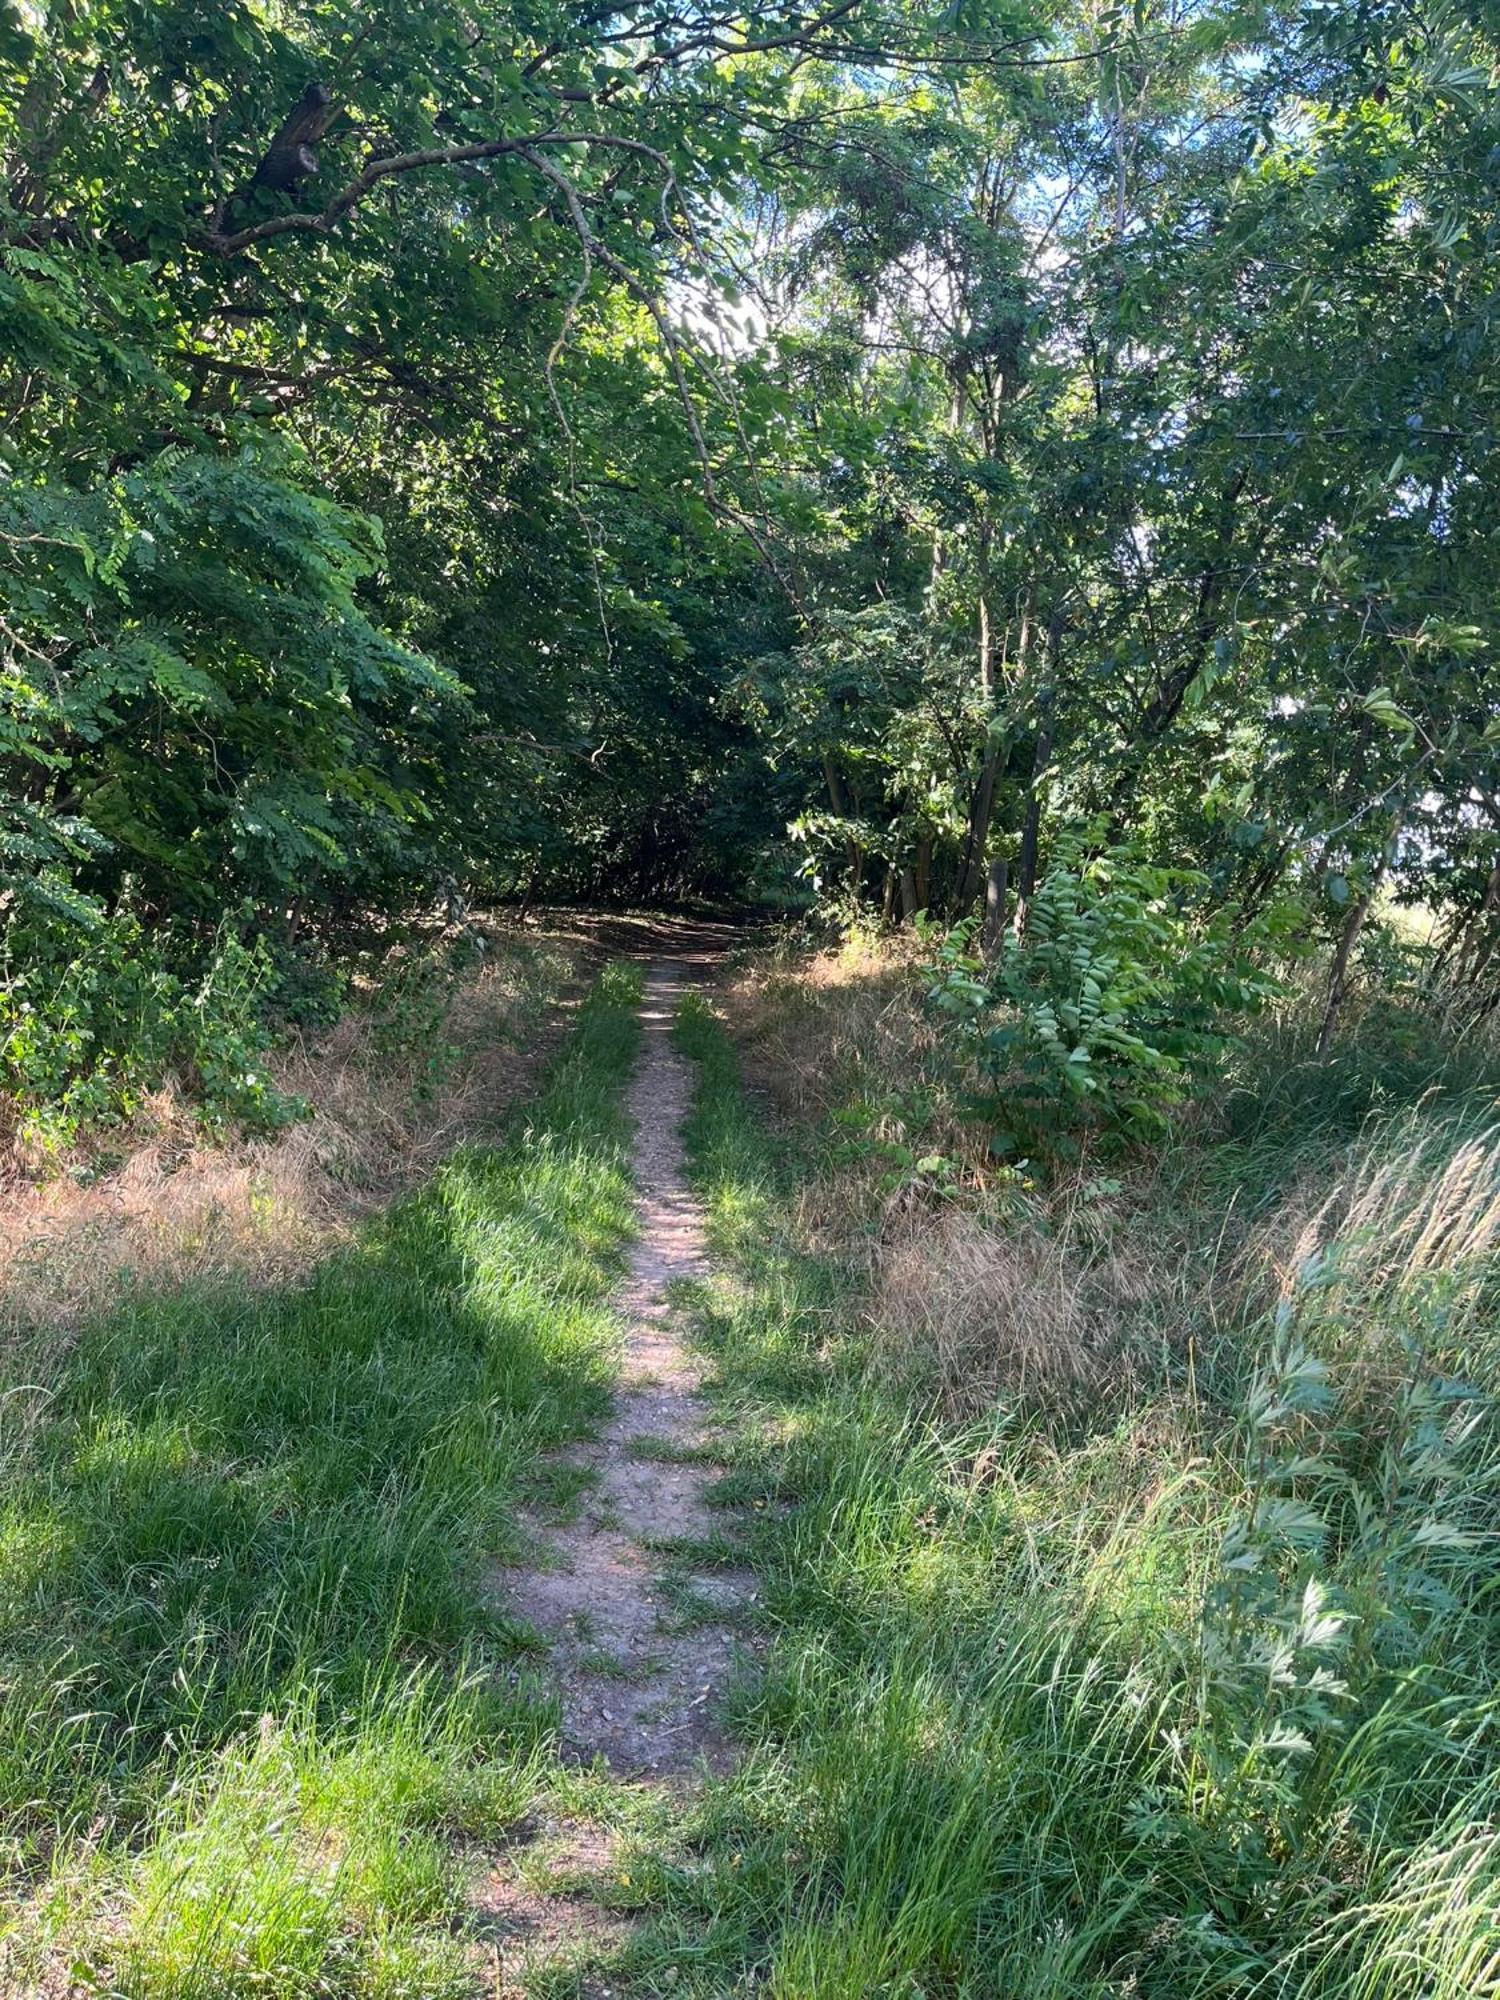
[928,845,1291,1159]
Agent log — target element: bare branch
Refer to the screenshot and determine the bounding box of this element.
[514,143,800,601]
[251,84,338,192]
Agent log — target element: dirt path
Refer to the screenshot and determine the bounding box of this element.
[501,958,751,1774]
[476,954,751,1985]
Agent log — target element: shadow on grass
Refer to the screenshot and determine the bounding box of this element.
[0,965,644,1996]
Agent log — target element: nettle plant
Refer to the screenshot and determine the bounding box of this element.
[0,904,304,1149]
[929,844,1289,1157]
[1185,1338,1355,1835]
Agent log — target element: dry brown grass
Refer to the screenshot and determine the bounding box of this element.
[863,1192,1186,1418]
[0,928,585,1342]
[727,934,986,1171]
[866,1204,1096,1410]
[725,932,1500,1431]
[720,933,1191,1419]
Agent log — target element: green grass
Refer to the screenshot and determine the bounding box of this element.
[0,963,644,1997]
[6,953,1495,1998]
[614,990,1500,2000]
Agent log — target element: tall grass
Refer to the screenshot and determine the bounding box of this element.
[0,964,642,1996]
[0,928,584,1341]
[650,985,1500,1999]
[1179,968,1500,1221]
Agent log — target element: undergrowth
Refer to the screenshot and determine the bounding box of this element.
[0,928,582,1342]
[0,963,643,1997]
[637,974,1500,1999]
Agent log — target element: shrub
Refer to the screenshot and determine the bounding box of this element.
[0,902,305,1148]
[365,944,469,1104]
[930,844,1289,1157]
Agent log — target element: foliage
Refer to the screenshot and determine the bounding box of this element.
[732,0,1500,1044]
[5,0,1500,1133]
[0,906,301,1146]
[930,846,1289,1152]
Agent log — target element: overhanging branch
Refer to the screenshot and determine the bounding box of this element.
[195,126,688,256]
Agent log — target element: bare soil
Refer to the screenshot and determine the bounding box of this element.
[499,957,753,1774]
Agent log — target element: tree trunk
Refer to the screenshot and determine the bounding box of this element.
[914,833,932,914]
[1316,890,1375,1060]
[951,526,997,916]
[956,595,1032,914]
[1013,608,1061,934]
[1316,810,1403,1058]
[980,858,1008,963]
[1014,786,1044,932]
[1456,856,1500,989]
[822,753,862,884]
[1135,471,1246,745]
[248,84,337,193]
[956,742,1000,915]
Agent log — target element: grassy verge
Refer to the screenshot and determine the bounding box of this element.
[0,963,643,1998]
[0,926,587,1343]
[651,985,1500,1999]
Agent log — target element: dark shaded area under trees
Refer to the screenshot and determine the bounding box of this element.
[2,0,1498,1136]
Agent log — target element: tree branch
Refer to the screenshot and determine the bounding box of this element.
[195,124,698,256]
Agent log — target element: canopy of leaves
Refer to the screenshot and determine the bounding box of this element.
[3,0,1498,1124]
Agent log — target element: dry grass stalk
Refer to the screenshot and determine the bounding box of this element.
[724,936,990,1180]
[0,931,583,1343]
[1304,1120,1500,1295]
[868,1204,1096,1411]
[728,938,933,1106]
[1267,1114,1500,1394]
[865,1192,1180,1419]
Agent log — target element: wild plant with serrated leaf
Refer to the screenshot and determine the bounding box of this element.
[927,840,1291,1161]
[1183,1333,1352,1840]
[1184,1232,1494,1858]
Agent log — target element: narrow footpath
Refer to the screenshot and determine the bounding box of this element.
[477,952,753,1988]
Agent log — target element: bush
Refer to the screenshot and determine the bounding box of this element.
[929,844,1289,1157]
[0,902,305,1148]
[365,944,470,1103]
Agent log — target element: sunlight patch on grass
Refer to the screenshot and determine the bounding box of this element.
[0,963,644,1994]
